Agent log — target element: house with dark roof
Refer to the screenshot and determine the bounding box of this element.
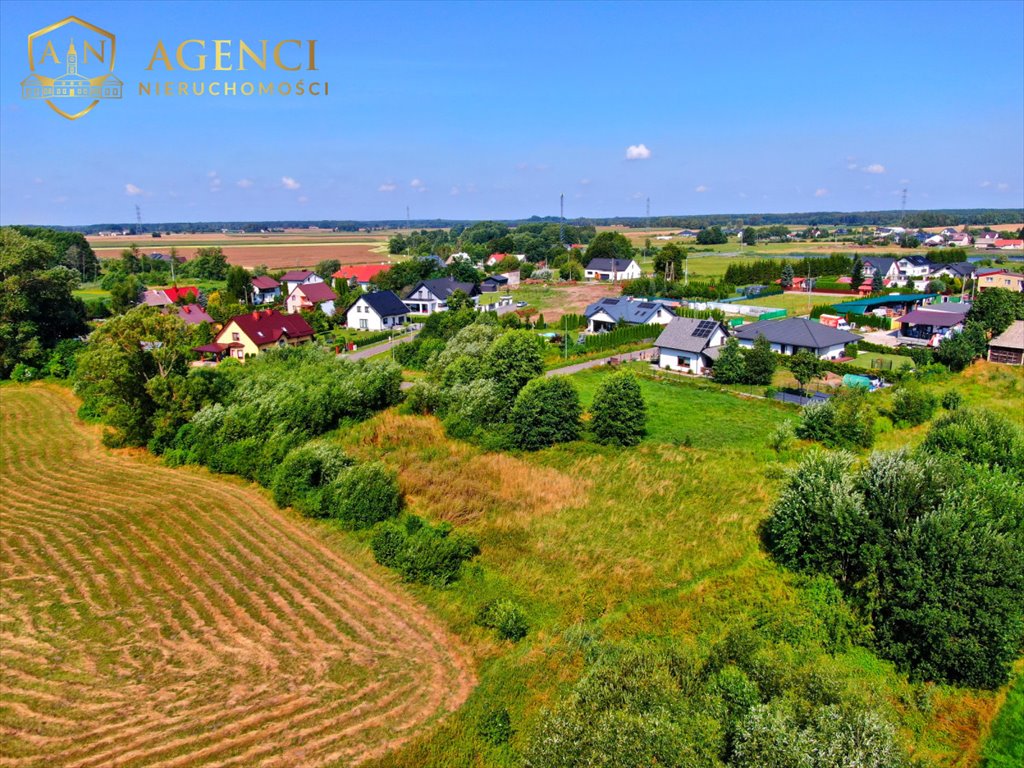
[894,254,933,288]
[403,278,480,314]
[583,296,676,333]
[481,274,510,292]
[988,320,1024,365]
[286,281,338,316]
[251,275,281,305]
[280,269,324,296]
[896,308,966,345]
[584,257,641,282]
[654,317,730,375]
[346,290,409,331]
[861,257,898,284]
[734,317,860,360]
[196,309,314,362]
[928,262,976,281]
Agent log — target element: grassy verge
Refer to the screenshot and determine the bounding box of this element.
[982,671,1024,768]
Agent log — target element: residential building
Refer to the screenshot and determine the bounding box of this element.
[584,257,642,281]
[929,262,976,281]
[346,290,409,331]
[896,308,965,345]
[195,309,314,362]
[280,269,324,296]
[251,275,281,305]
[862,257,898,283]
[994,239,1024,250]
[403,277,480,314]
[173,303,214,325]
[332,264,391,289]
[974,231,1000,248]
[481,274,510,292]
[977,271,1024,293]
[654,317,730,375]
[286,282,338,316]
[987,320,1024,365]
[583,296,676,333]
[141,286,199,307]
[734,317,860,360]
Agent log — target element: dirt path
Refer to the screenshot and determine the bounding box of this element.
[0,385,475,768]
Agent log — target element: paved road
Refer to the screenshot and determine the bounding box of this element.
[339,330,420,361]
[545,348,657,377]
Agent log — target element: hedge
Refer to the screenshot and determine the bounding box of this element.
[584,324,660,353]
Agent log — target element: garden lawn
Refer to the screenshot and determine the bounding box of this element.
[850,351,915,371]
[982,671,1024,768]
[742,291,843,316]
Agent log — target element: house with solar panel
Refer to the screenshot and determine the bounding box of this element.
[583,296,676,333]
[653,317,730,375]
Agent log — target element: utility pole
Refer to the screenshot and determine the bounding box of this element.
[560,193,565,247]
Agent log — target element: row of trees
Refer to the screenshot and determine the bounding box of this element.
[723,255,854,286]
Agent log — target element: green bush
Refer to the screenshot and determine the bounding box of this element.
[476,599,529,641]
[889,385,937,427]
[767,420,796,452]
[9,363,39,382]
[590,371,646,446]
[940,390,962,411]
[271,441,353,516]
[329,461,402,529]
[922,408,1024,473]
[510,376,582,450]
[370,516,480,587]
[796,390,874,449]
[478,705,513,746]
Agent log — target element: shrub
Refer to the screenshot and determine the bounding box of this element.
[476,599,529,641]
[329,461,402,529]
[889,385,937,427]
[271,441,353,516]
[478,705,513,746]
[510,376,582,450]
[370,517,480,587]
[9,363,39,382]
[940,390,962,411]
[797,390,874,449]
[767,420,796,452]
[712,338,745,384]
[922,408,1024,473]
[742,335,776,385]
[590,371,646,446]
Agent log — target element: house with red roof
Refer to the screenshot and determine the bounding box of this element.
[251,275,281,305]
[141,285,199,307]
[195,309,314,362]
[173,303,214,325]
[332,264,391,288]
[994,239,1024,250]
[286,281,338,316]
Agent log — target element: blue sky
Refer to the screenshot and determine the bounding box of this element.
[1,0,1022,225]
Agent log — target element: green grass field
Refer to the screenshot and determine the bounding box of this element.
[741,291,843,316]
[850,351,915,371]
[982,671,1024,768]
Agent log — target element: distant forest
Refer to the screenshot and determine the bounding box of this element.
[42,208,1024,235]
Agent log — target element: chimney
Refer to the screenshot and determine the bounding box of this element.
[252,311,260,320]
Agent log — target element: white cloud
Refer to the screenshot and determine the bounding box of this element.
[410,178,424,188]
[449,185,461,196]
[980,180,992,188]
[125,183,143,196]
[378,182,397,192]
[899,178,910,184]
[515,162,529,171]
[814,188,829,198]
[281,176,301,190]
[207,170,218,178]
[625,144,651,161]
[631,191,644,200]
[236,178,254,189]
[694,185,708,193]
[997,182,1009,191]
[847,162,859,170]
[297,195,309,204]
[579,178,592,186]
[862,163,886,174]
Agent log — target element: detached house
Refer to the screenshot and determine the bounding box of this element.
[734,317,859,360]
[978,271,1024,293]
[280,270,324,296]
[403,277,479,314]
[195,309,314,362]
[142,285,199,307]
[251,275,281,305]
[332,264,391,289]
[654,317,730,375]
[583,296,676,333]
[346,290,409,331]
[862,258,898,284]
[988,320,1024,365]
[173,304,214,325]
[286,282,338,316]
[584,257,642,282]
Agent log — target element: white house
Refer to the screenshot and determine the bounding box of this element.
[584,257,642,282]
[583,296,676,333]
[733,317,860,360]
[895,255,933,289]
[286,282,337,316]
[403,277,480,315]
[654,317,730,375]
[346,290,409,331]
[251,275,281,305]
[280,269,324,296]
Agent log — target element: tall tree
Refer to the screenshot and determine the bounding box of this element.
[481,330,544,401]
[789,350,822,395]
[780,263,795,289]
[712,338,745,384]
[510,376,582,450]
[583,232,635,263]
[742,227,758,246]
[743,335,777,385]
[850,256,864,289]
[871,270,884,293]
[225,265,252,304]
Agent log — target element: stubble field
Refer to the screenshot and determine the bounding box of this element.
[0,385,474,768]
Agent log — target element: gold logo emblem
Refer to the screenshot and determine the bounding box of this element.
[22,16,121,121]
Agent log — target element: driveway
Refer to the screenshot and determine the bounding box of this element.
[339,329,420,361]
[857,328,902,348]
[546,347,657,377]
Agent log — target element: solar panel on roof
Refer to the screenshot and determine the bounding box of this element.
[638,302,655,309]
[692,320,716,338]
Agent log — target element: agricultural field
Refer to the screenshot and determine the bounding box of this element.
[0,385,474,767]
[87,229,401,270]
